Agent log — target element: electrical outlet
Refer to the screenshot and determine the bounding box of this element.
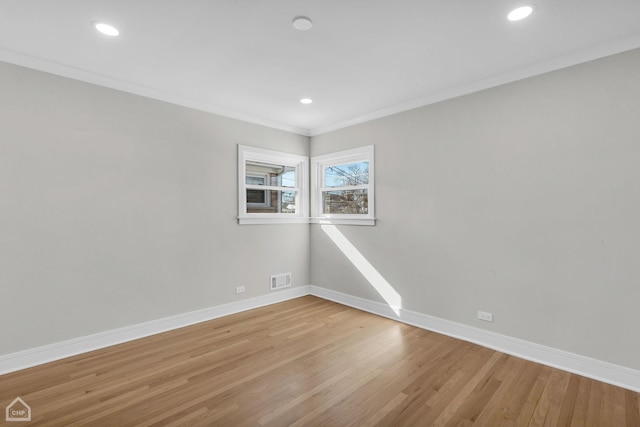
[235,286,246,294]
[478,311,493,322]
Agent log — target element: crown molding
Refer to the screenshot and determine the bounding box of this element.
[308,34,640,136]
[0,48,311,137]
[3,34,640,140]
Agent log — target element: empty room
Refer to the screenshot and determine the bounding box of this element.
[1,1,640,425]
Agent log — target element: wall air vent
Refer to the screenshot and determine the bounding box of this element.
[270,273,292,291]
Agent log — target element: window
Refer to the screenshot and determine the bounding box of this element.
[311,145,375,225]
[238,145,309,224]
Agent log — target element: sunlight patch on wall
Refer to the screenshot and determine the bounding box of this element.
[321,225,402,314]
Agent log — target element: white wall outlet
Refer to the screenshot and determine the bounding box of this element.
[235,286,246,294]
[478,311,493,322]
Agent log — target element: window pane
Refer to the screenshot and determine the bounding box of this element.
[247,190,297,214]
[246,176,266,185]
[324,162,369,187]
[246,161,296,188]
[247,189,267,204]
[322,189,368,214]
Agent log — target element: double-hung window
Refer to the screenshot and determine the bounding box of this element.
[238,145,309,224]
[311,145,375,225]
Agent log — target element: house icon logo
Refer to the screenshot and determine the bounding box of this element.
[5,397,31,422]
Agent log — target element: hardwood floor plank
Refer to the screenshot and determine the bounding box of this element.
[516,365,553,425]
[586,380,603,426]
[431,351,504,426]
[359,392,408,427]
[467,356,540,425]
[556,374,582,426]
[569,376,592,427]
[0,296,637,426]
[625,389,640,427]
[613,386,628,426]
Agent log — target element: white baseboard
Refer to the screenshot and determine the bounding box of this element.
[2,284,639,393]
[0,286,310,376]
[309,285,640,393]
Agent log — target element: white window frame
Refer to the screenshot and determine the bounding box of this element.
[238,145,309,225]
[311,145,375,226]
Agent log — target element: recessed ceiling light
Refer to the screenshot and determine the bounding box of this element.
[300,98,313,104]
[292,16,313,31]
[507,5,535,21]
[92,21,120,36]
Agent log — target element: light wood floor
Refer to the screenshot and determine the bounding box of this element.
[1,296,638,426]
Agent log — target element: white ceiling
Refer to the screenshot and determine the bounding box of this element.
[1,1,640,136]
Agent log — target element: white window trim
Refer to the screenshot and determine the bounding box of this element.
[238,145,309,225]
[311,145,375,226]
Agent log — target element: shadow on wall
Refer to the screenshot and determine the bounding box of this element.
[321,225,402,314]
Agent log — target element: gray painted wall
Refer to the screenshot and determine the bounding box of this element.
[3,47,640,373]
[0,62,310,355]
[310,48,640,370]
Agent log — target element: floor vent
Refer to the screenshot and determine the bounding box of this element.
[270,273,292,291]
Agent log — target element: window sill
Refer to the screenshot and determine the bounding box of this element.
[238,217,310,225]
[309,217,376,226]
[237,217,376,225]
